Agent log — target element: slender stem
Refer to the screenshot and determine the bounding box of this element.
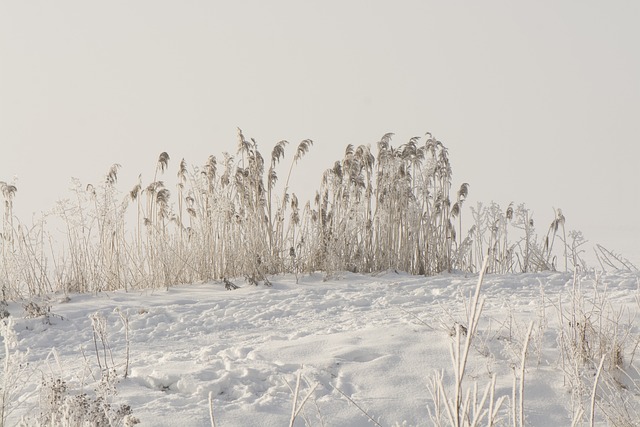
[590,355,606,427]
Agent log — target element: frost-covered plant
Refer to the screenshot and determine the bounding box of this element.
[22,300,57,326]
[566,230,588,272]
[309,133,463,276]
[33,377,139,427]
[284,368,320,427]
[90,312,127,383]
[55,166,130,294]
[1,318,31,427]
[556,272,640,425]
[21,310,138,426]
[468,202,568,274]
[594,244,639,272]
[0,180,51,299]
[428,258,506,427]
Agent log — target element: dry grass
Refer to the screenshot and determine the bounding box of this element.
[1,131,576,299]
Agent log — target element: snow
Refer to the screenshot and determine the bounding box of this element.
[2,270,639,426]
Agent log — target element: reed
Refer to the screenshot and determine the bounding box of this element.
[0,131,573,298]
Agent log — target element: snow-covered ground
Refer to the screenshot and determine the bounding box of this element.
[2,270,639,426]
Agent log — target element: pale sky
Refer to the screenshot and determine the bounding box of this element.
[1,1,639,264]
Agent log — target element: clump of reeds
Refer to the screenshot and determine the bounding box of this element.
[1,131,577,298]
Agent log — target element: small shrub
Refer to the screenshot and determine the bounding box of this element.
[34,377,139,427]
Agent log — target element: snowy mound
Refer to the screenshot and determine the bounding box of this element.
[2,271,639,426]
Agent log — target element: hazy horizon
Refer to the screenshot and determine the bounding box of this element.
[1,1,639,265]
